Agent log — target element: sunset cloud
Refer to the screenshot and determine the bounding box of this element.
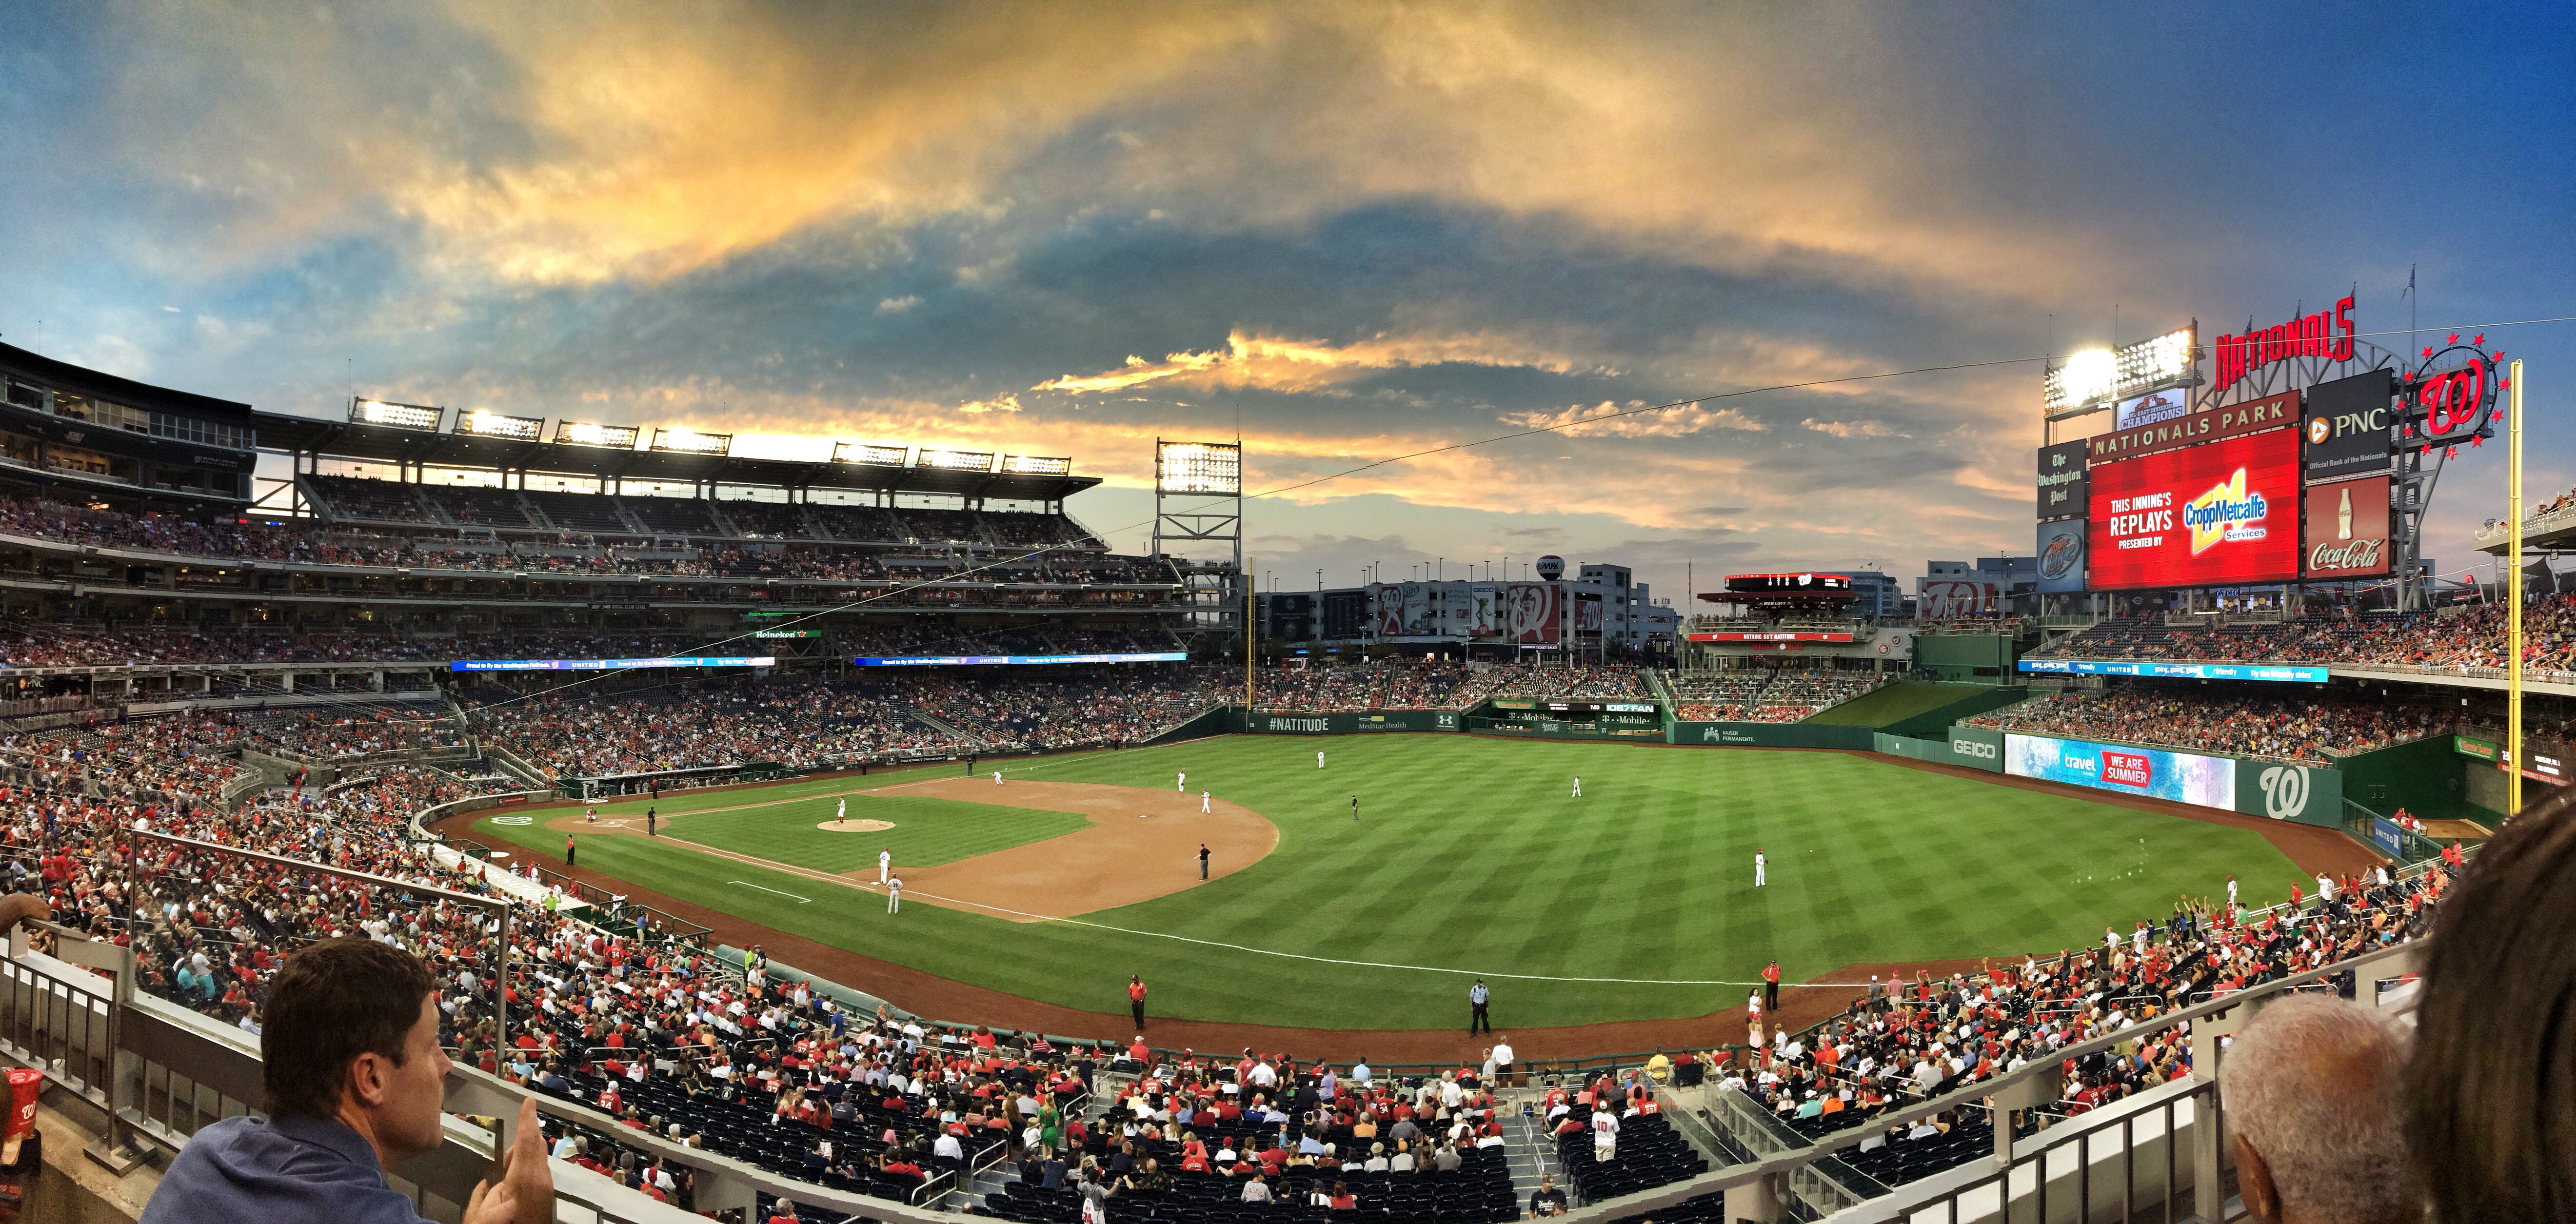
[1031,330,1588,395]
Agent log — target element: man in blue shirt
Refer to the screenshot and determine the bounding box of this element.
[140,937,553,1224]
[1469,979,1492,1035]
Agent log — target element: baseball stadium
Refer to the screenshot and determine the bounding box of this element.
[2,10,2569,1221]
[0,320,2540,1224]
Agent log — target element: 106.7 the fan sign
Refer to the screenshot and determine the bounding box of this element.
[2085,428,2300,590]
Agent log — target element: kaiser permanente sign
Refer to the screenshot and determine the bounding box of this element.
[2019,659,2328,683]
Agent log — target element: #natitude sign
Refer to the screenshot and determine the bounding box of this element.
[2087,428,2299,591]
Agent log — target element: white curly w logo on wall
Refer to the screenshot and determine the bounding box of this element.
[2258,765,2310,820]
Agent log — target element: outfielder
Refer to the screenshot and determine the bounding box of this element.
[1177,770,1187,793]
[1754,849,1766,888]
[1317,750,1325,769]
[993,770,1004,785]
[1570,776,1582,798]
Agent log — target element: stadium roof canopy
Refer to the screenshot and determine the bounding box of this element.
[252,409,1102,502]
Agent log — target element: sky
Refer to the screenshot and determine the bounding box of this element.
[1,1,2569,606]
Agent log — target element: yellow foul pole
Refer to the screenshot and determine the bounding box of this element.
[2510,360,2524,817]
[1245,573,1255,712]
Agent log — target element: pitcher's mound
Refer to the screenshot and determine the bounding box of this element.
[815,819,897,833]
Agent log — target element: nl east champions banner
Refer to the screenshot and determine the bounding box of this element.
[2085,428,2299,591]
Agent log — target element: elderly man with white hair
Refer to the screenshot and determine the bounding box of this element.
[2217,992,2415,1224]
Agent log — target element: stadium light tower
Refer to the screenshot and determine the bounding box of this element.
[1153,439,1244,635]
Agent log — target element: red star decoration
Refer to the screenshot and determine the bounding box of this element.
[2501,379,2513,390]
[2472,435,2483,447]
[2474,335,2485,346]
[2448,333,2460,344]
[2423,346,2435,358]
[2446,446,2459,459]
[2421,444,2433,454]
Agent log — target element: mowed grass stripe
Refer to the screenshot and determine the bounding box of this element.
[474,734,2310,1031]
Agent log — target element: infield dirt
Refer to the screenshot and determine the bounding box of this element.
[542,778,1278,921]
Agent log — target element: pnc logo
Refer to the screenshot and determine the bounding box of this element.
[2307,416,2331,445]
[2259,765,2311,820]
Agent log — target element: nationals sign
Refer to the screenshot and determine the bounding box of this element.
[2303,475,2391,578]
[2087,429,2299,590]
[2214,295,2357,390]
[2084,391,2298,463]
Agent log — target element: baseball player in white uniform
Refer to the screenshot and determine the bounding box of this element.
[2226,875,2238,907]
[835,797,847,825]
[886,876,902,913]
[878,847,892,884]
[1317,750,1325,769]
[993,770,1004,785]
[1177,770,1187,792]
[1754,849,1766,888]
[1200,789,1211,813]
[1570,776,1582,798]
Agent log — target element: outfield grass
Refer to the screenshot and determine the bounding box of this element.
[475,735,2310,1032]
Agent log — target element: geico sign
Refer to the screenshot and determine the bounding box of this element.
[1951,740,1999,760]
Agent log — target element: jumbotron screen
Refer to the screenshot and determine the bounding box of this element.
[2086,428,2298,591]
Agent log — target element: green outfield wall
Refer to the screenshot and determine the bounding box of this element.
[1667,722,1875,750]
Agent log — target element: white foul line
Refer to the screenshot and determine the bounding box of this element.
[728,880,812,904]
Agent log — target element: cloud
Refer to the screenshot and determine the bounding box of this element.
[1030,329,1588,395]
[954,393,1021,415]
[1800,418,1902,439]
[875,295,920,314]
[1500,400,1764,438]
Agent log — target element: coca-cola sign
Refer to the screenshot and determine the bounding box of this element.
[2302,475,2391,578]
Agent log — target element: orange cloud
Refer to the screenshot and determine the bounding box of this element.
[1031,329,1589,395]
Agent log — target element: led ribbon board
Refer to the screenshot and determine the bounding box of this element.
[449,656,777,671]
[2018,659,2327,683]
[850,652,1189,667]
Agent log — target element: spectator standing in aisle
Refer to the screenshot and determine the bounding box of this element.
[1746,988,1764,1046]
[1491,1035,1515,1087]
[1589,1106,1619,1162]
[1129,974,1149,1030]
[1468,979,1491,1034]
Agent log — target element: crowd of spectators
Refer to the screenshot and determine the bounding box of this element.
[2031,597,2576,682]
[1667,670,1876,723]
[1965,688,2449,763]
[1720,858,2448,1193]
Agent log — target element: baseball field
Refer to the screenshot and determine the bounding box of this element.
[469,733,2318,1033]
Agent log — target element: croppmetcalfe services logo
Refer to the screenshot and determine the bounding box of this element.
[2183,468,2269,555]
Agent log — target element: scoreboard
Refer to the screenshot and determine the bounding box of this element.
[2085,428,2299,591]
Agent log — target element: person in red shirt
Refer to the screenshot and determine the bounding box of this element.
[1128,1036,1149,1063]
[1129,974,1149,1030]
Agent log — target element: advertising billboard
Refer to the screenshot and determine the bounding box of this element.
[1505,583,1560,644]
[1573,592,1604,632]
[2004,732,2236,808]
[2036,519,2086,593]
[2036,439,2088,521]
[2087,427,2299,591]
[2302,370,2396,482]
[1917,579,2001,617]
[2084,391,2298,464]
[1469,584,1502,638]
[2303,475,2391,579]
[1686,631,1856,643]
[1374,585,1404,636]
[2113,386,2194,431]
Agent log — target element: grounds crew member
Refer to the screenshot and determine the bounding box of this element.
[1763,960,1780,1014]
[1129,974,1149,1030]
